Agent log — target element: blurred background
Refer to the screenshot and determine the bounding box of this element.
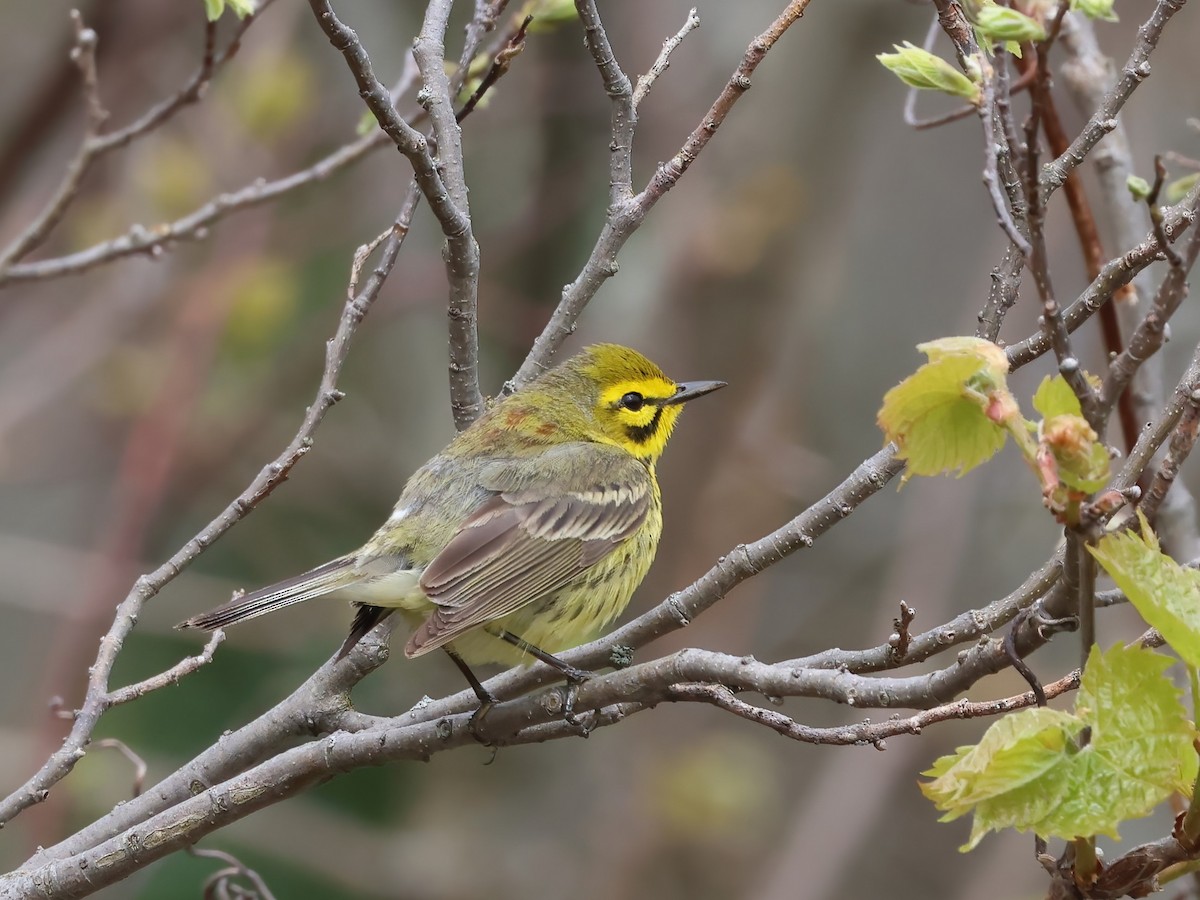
[1,0,1199,897]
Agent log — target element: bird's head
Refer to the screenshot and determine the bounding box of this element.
[553,343,726,462]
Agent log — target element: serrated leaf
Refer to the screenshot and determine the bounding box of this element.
[1090,513,1200,667]
[879,339,1011,481]
[921,643,1196,850]
[1032,375,1083,420]
[1167,173,1200,205]
[922,708,1082,850]
[876,43,982,105]
[1032,645,1197,839]
[204,0,225,21]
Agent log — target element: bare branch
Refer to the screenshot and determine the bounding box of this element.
[307,0,483,428]
[1042,0,1186,196]
[189,846,278,900]
[1005,180,1200,370]
[512,0,814,387]
[669,668,1082,748]
[94,739,148,798]
[1100,197,1200,421]
[633,7,700,110]
[0,130,387,286]
[414,0,484,426]
[0,13,104,273]
[104,631,225,708]
[575,0,635,204]
[0,6,263,275]
[0,196,409,830]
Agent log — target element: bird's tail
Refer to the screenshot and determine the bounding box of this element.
[178,557,357,631]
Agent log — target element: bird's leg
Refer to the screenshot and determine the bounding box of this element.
[444,647,497,745]
[490,629,595,683]
[489,628,594,729]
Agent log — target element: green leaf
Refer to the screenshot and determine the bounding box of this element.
[922,708,1083,850]
[1090,512,1200,667]
[227,0,256,15]
[878,338,1011,481]
[974,5,1047,43]
[1032,375,1083,420]
[204,0,225,21]
[921,644,1196,849]
[1167,173,1200,205]
[876,43,982,105]
[526,0,580,32]
[1127,174,1152,200]
[1071,0,1118,22]
[1034,645,1197,839]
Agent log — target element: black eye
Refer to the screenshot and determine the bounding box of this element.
[619,391,645,411]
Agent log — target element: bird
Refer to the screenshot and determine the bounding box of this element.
[179,343,725,705]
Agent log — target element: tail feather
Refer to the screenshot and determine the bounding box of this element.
[178,557,356,631]
[335,605,394,660]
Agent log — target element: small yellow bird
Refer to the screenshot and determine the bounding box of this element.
[180,344,724,703]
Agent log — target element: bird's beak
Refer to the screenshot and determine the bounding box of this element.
[661,380,727,406]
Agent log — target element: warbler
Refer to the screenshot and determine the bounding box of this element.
[179,343,725,702]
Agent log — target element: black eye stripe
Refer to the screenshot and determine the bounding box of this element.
[625,407,664,444]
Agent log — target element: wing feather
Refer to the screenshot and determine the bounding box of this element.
[405,446,652,657]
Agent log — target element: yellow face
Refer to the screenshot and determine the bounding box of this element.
[595,375,688,460]
[579,345,726,462]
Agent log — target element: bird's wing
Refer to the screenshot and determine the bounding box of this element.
[405,443,652,656]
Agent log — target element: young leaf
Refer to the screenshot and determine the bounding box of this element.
[1127,174,1152,200]
[1071,0,1118,22]
[878,338,1012,482]
[876,43,982,105]
[1041,414,1109,493]
[1090,512,1200,667]
[1167,173,1200,205]
[204,0,225,22]
[922,708,1083,850]
[1033,645,1197,839]
[921,644,1196,849]
[974,5,1047,43]
[1032,375,1083,420]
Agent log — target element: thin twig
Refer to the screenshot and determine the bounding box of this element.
[1142,387,1200,523]
[668,669,1082,748]
[1005,180,1200,370]
[1099,194,1200,425]
[928,0,1030,257]
[455,15,531,123]
[1043,0,1187,196]
[94,739,148,798]
[512,0,814,387]
[3,4,509,838]
[189,846,278,900]
[0,185,407,830]
[0,6,264,275]
[308,0,483,428]
[633,7,701,109]
[105,631,225,708]
[413,0,484,427]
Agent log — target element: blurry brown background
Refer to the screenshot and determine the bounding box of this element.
[2,1,1199,897]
